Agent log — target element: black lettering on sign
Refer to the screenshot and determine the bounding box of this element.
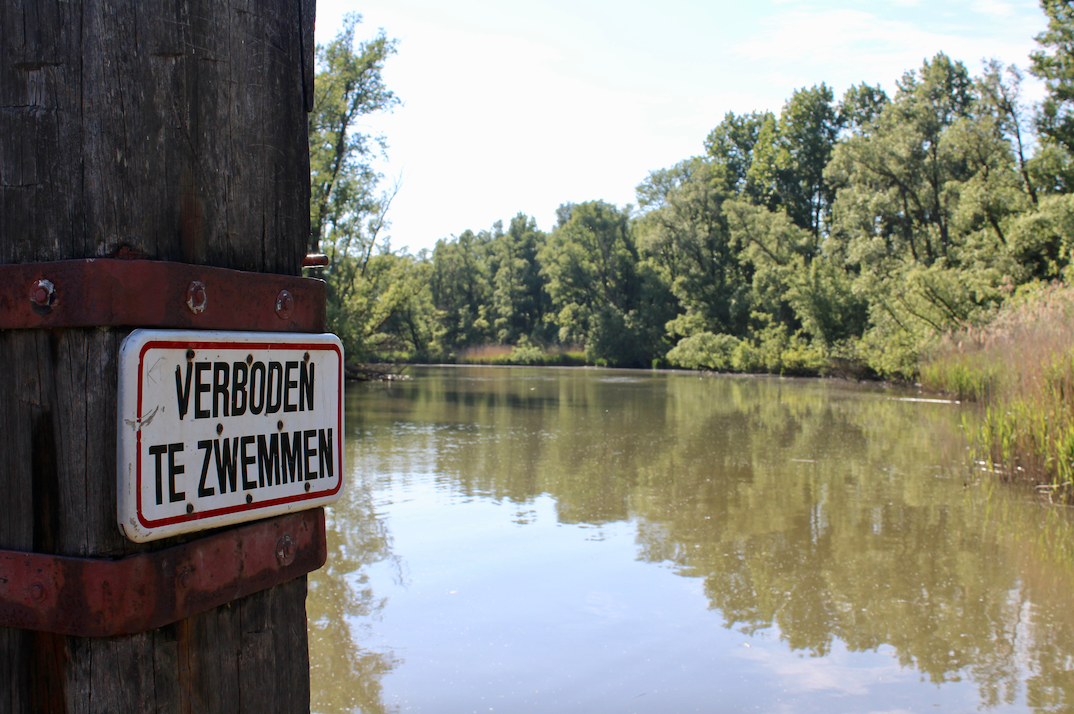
[240,435,256,490]
[281,431,302,482]
[249,362,266,415]
[194,362,211,419]
[167,443,186,503]
[212,362,230,418]
[300,362,315,412]
[213,438,239,494]
[197,440,214,497]
[232,362,248,416]
[283,361,298,413]
[149,444,168,505]
[303,430,317,480]
[175,364,193,420]
[318,429,333,479]
[258,433,281,487]
[265,362,283,414]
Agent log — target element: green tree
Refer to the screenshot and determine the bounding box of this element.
[704,111,772,193]
[309,14,398,254]
[1031,0,1074,154]
[540,201,672,366]
[429,229,495,353]
[825,54,1036,375]
[839,83,889,133]
[488,214,550,344]
[634,158,750,339]
[746,84,843,236]
[308,16,432,363]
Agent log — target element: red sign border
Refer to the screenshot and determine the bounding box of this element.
[134,337,344,530]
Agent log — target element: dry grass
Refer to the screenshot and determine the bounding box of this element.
[456,343,587,366]
[921,282,1074,497]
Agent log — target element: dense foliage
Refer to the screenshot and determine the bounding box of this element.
[312,3,1074,379]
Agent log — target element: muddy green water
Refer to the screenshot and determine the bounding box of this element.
[308,366,1074,714]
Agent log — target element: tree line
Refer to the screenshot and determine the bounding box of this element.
[311,2,1074,378]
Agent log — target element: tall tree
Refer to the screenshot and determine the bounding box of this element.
[705,111,772,193]
[309,14,398,254]
[489,214,550,344]
[429,229,495,351]
[746,84,842,237]
[1031,0,1074,153]
[309,17,431,362]
[541,201,672,366]
[635,158,750,338]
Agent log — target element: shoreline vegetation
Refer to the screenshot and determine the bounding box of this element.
[922,280,1074,501]
[313,3,1074,500]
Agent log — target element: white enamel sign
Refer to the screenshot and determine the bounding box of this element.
[117,329,344,543]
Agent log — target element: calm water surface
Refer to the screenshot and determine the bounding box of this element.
[308,366,1074,714]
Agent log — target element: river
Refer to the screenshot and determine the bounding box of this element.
[308,366,1074,713]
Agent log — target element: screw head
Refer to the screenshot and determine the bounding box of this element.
[176,567,194,589]
[30,583,47,602]
[245,493,253,504]
[187,281,207,314]
[30,279,55,308]
[276,535,296,566]
[275,290,294,320]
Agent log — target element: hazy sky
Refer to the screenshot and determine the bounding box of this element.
[313,0,1050,254]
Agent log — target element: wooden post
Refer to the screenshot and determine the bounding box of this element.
[0,0,318,711]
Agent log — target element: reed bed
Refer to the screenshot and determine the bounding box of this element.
[921,283,1074,498]
[456,343,587,367]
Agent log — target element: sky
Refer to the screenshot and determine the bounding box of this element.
[313,0,1051,254]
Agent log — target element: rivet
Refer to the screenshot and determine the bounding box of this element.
[186,503,194,514]
[245,494,253,504]
[30,583,47,602]
[216,423,223,435]
[303,352,310,363]
[187,281,207,314]
[275,290,294,320]
[186,348,195,360]
[246,354,253,365]
[176,567,193,589]
[275,535,296,566]
[277,420,283,431]
[30,279,55,308]
[304,482,311,492]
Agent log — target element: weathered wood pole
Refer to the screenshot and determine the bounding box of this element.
[0,1,318,711]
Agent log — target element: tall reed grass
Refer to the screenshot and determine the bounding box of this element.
[456,343,587,367]
[921,283,1074,499]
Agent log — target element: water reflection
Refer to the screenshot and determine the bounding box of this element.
[310,366,1074,713]
[308,463,401,714]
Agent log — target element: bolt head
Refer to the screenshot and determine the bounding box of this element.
[187,281,208,314]
[30,279,55,308]
[276,535,297,566]
[30,583,47,602]
[275,290,294,320]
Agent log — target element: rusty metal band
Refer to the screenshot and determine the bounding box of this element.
[0,508,326,638]
[0,259,327,332]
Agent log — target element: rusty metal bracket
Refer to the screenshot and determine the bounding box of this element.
[0,508,326,637]
[0,258,326,332]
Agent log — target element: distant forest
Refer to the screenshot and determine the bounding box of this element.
[309,2,1074,379]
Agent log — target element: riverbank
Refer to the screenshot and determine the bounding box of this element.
[921,281,1074,501]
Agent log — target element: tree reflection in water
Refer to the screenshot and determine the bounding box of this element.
[312,367,1074,712]
[308,458,401,714]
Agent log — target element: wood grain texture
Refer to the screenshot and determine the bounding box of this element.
[0,1,316,711]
